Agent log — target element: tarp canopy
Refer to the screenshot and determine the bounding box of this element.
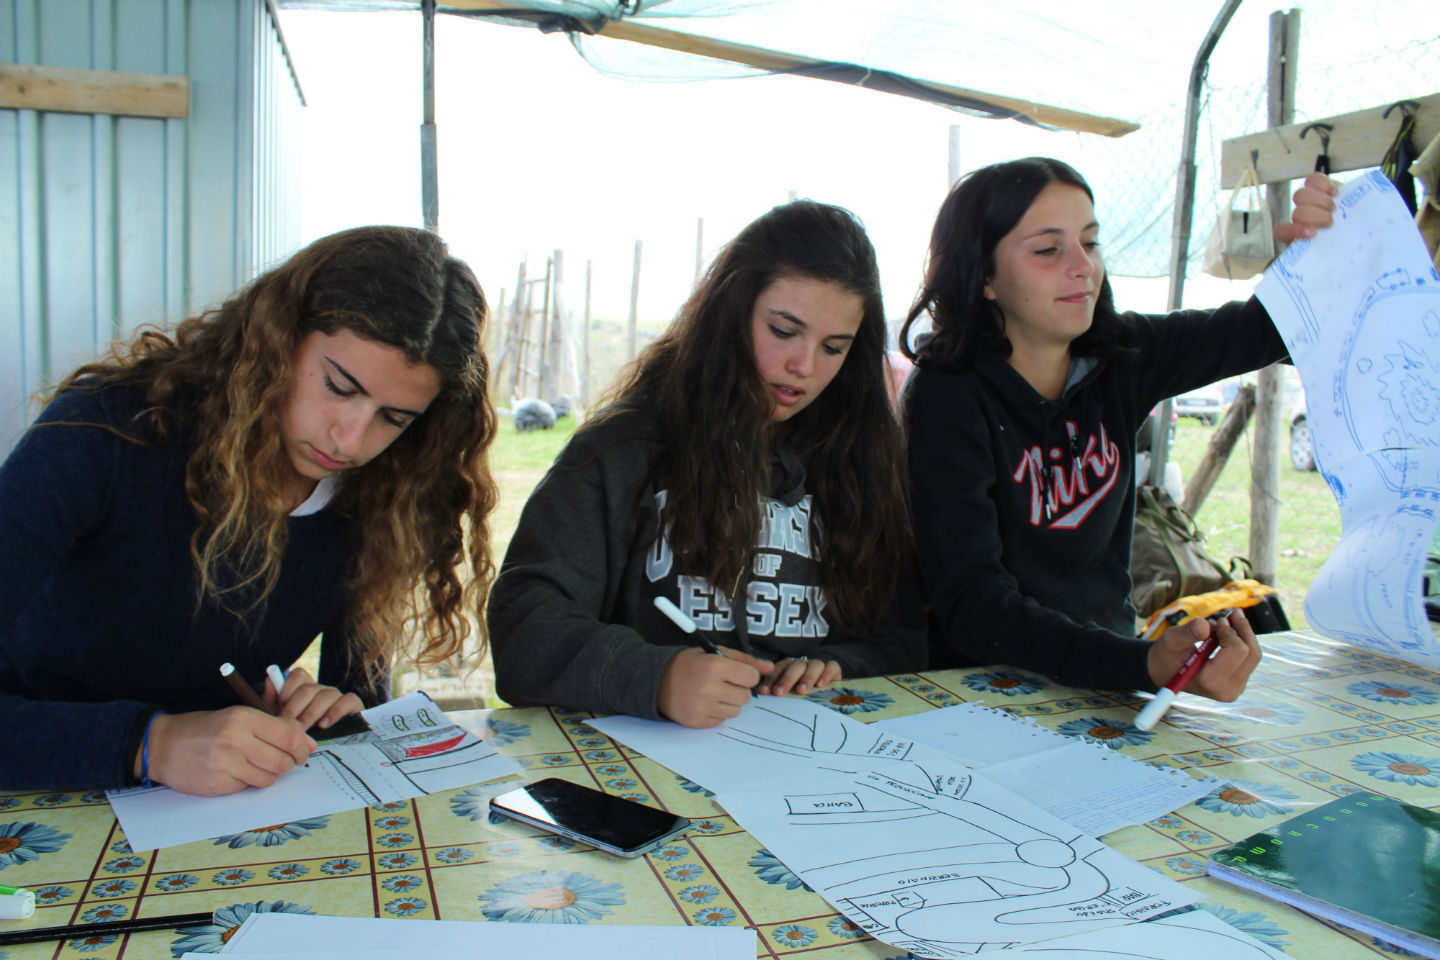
[278,0,1439,276]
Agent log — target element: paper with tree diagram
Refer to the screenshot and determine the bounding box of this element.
[107,692,521,851]
[1256,171,1440,662]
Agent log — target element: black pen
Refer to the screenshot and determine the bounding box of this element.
[0,910,214,947]
[653,596,726,657]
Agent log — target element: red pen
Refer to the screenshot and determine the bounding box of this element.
[1135,632,1221,731]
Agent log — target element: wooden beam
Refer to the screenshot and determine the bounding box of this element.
[0,63,188,119]
[1221,91,1440,187]
[444,0,1139,137]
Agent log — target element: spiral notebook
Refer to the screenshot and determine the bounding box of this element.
[1207,792,1440,958]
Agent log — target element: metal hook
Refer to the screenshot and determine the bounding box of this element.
[1300,122,1333,154]
[1383,100,1420,120]
[1250,148,1260,170]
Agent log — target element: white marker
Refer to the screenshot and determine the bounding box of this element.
[266,663,287,695]
[652,596,723,656]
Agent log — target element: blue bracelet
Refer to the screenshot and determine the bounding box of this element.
[140,711,163,788]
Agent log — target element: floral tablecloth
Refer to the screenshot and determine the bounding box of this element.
[2,629,1436,959]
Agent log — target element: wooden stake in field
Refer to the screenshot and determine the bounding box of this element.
[628,240,643,362]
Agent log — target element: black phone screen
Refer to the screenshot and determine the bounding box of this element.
[491,778,689,853]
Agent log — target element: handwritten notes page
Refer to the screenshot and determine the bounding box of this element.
[1257,171,1440,662]
[108,692,521,851]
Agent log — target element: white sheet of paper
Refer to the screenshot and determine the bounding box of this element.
[718,763,1198,960]
[107,692,521,851]
[992,908,1288,959]
[213,912,753,958]
[877,704,1218,836]
[590,695,954,793]
[1256,170,1440,662]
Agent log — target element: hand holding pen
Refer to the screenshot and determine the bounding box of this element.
[652,596,773,728]
[1138,609,1263,730]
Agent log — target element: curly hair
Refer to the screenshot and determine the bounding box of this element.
[901,157,1130,368]
[598,200,909,632]
[48,226,498,684]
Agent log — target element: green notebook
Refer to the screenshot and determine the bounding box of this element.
[1207,793,1440,958]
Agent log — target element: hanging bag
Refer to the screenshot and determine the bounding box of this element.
[1129,484,1249,618]
[1202,165,1274,280]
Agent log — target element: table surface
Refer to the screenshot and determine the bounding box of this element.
[4,629,1439,959]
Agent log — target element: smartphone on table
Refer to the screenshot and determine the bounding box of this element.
[489,777,692,858]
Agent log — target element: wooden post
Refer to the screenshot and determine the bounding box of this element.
[582,259,593,416]
[549,249,569,399]
[947,124,962,186]
[694,218,704,283]
[420,0,438,233]
[627,240,643,362]
[536,257,554,400]
[1249,8,1299,586]
[1183,384,1256,515]
[502,261,527,404]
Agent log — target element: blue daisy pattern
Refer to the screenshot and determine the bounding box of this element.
[31,793,69,807]
[1056,717,1154,750]
[213,816,330,849]
[0,798,18,810]
[538,754,570,766]
[267,863,309,881]
[1352,751,1440,787]
[81,903,128,923]
[962,671,1046,696]
[1175,829,1213,845]
[828,916,866,939]
[377,852,420,870]
[536,836,575,851]
[383,896,427,917]
[1164,855,1206,877]
[605,778,638,791]
[677,884,719,904]
[68,932,118,953]
[432,847,473,864]
[382,874,424,894]
[80,791,107,804]
[1196,778,1300,818]
[449,786,493,821]
[487,841,525,858]
[595,764,627,777]
[676,776,715,797]
[478,870,625,924]
[689,819,724,835]
[320,858,361,875]
[374,815,411,830]
[749,849,811,891]
[651,845,688,862]
[1149,814,1184,829]
[664,863,705,883]
[619,792,651,803]
[90,878,137,898]
[772,923,818,948]
[1199,904,1289,950]
[155,873,199,892]
[583,750,617,762]
[211,868,255,886]
[377,832,415,848]
[372,801,407,812]
[0,821,71,867]
[1229,699,1306,725]
[809,687,893,715]
[693,906,737,926]
[103,855,146,872]
[1349,680,1440,705]
[484,717,531,746]
[34,885,73,905]
[169,900,314,956]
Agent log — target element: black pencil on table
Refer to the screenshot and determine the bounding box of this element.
[0,910,214,946]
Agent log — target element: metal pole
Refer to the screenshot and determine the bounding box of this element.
[947,124,962,187]
[420,0,438,233]
[1148,0,1242,486]
[627,240,643,361]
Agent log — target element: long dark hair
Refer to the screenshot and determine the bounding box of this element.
[49,226,498,682]
[600,200,909,632]
[901,157,1128,367]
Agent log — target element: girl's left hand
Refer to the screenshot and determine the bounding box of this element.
[1275,172,1339,244]
[265,666,364,732]
[757,657,842,697]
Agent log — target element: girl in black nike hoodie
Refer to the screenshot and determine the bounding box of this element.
[902,157,1336,700]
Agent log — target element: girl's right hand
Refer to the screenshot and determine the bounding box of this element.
[139,708,317,796]
[657,647,773,728]
[1275,172,1339,244]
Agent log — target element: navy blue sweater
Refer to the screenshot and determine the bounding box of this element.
[0,386,370,791]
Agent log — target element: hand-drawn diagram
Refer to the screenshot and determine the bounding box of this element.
[1257,171,1440,662]
[107,692,522,850]
[719,763,1196,959]
[993,908,1288,959]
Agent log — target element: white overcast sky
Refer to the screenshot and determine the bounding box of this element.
[277,9,1257,330]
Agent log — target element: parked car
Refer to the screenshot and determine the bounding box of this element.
[1173,382,1223,425]
[1289,393,1315,471]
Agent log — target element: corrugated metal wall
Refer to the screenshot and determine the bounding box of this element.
[0,0,302,456]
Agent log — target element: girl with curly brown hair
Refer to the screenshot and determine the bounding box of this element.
[0,226,497,795]
[490,200,924,728]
